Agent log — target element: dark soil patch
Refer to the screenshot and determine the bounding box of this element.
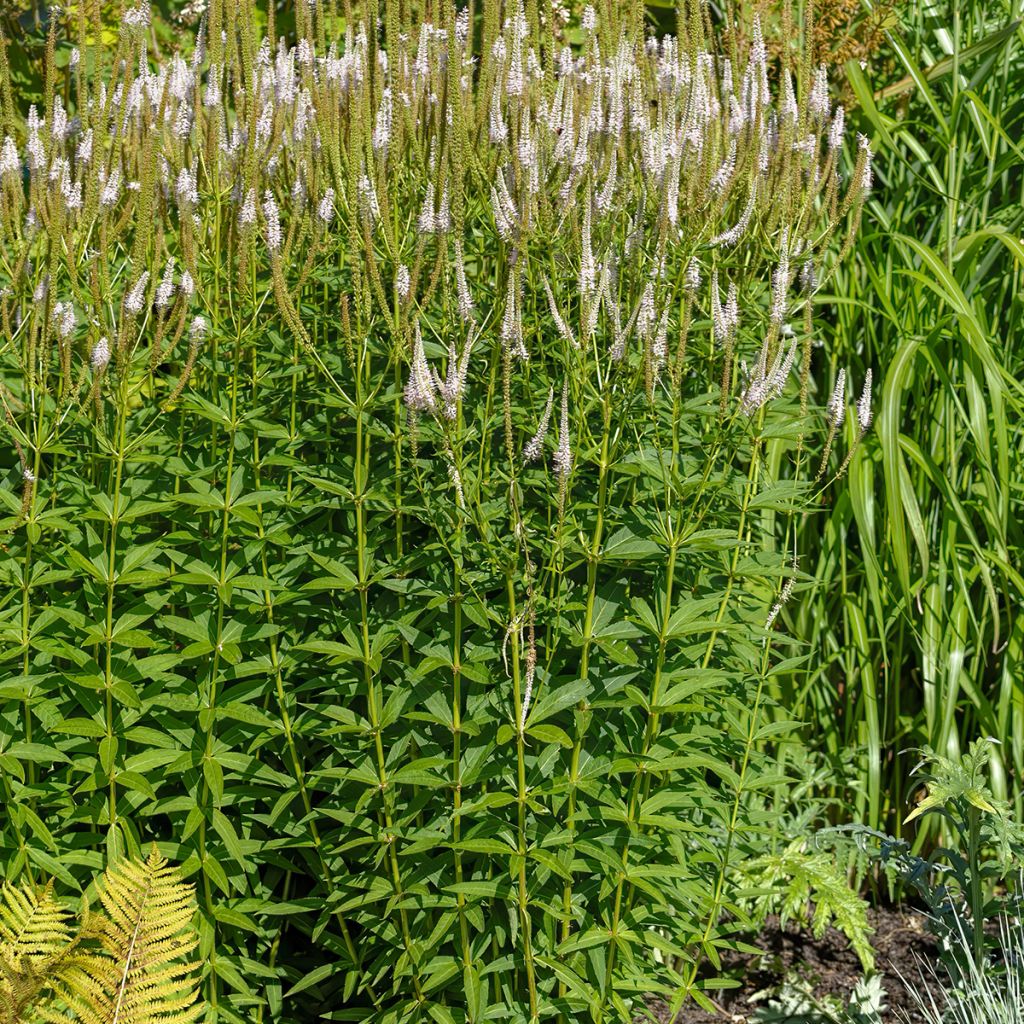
[645,908,941,1023]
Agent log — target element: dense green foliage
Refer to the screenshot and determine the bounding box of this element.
[788,0,1024,837]
[0,0,877,1018]
[0,0,1020,1020]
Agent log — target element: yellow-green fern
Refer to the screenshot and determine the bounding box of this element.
[46,847,203,1024]
[0,850,203,1024]
[0,881,78,1024]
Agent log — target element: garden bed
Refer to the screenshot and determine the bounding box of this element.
[647,909,939,1023]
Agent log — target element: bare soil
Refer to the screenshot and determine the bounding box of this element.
[645,908,941,1023]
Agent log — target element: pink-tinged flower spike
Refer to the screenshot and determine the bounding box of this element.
[238,188,257,229]
[501,269,528,359]
[826,368,846,427]
[418,181,436,234]
[100,166,122,207]
[155,259,176,309]
[76,129,93,165]
[858,134,874,195]
[828,106,845,152]
[433,333,475,421]
[317,188,335,225]
[125,272,150,316]
[0,137,19,178]
[176,166,199,208]
[552,382,572,480]
[685,258,701,294]
[262,192,282,252]
[519,620,537,731]
[396,265,411,301]
[711,274,738,347]
[770,230,791,325]
[372,88,393,155]
[404,323,437,414]
[809,64,830,123]
[52,302,75,339]
[710,180,756,247]
[91,337,111,372]
[490,185,514,241]
[857,369,873,434]
[489,85,508,144]
[455,241,474,321]
[523,387,554,464]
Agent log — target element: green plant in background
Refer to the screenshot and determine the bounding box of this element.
[740,839,875,972]
[737,751,876,973]
[837,742,1024,977]
[0,0,872,1018]
[784,0,1024,841]
[904,740,1022,968]
[0,847,203,1024]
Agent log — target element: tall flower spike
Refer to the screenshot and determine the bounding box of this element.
[396,265,411,301]
[552,382,572,480]
[239,188,257,228]
[858,134,874,195]
[827,369,847,427]
[155,259,176,309]
[373,88,393,154]
[685,258,701,294]
[262,191,281,252]
[523,387,554,464]
[125,272,150,316]
[828,106,845,151]
[857,369,873,434]
[725,284,739,336]
[711,272,726,347]
[404,324,436,413]
[418,181,436,235]
[317,188,335,224]
[455,241,474,321]
[770,231,791,325]
[542,277,576,349]
[91,337,111,371]
[0,137,19,177]
[434,335,474,420]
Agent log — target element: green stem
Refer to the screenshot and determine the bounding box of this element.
[354,348,424,1002]
[559,390,612,977]
[507,574,538,1020]
[102,390,129,847]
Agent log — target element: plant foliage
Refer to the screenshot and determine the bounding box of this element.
[0,0,873,1018]
[0,849,202,1024]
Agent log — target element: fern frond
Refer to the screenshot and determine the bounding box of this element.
[0,880,75,1024]
[45,847,203,1024]
[742,840,876,972]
